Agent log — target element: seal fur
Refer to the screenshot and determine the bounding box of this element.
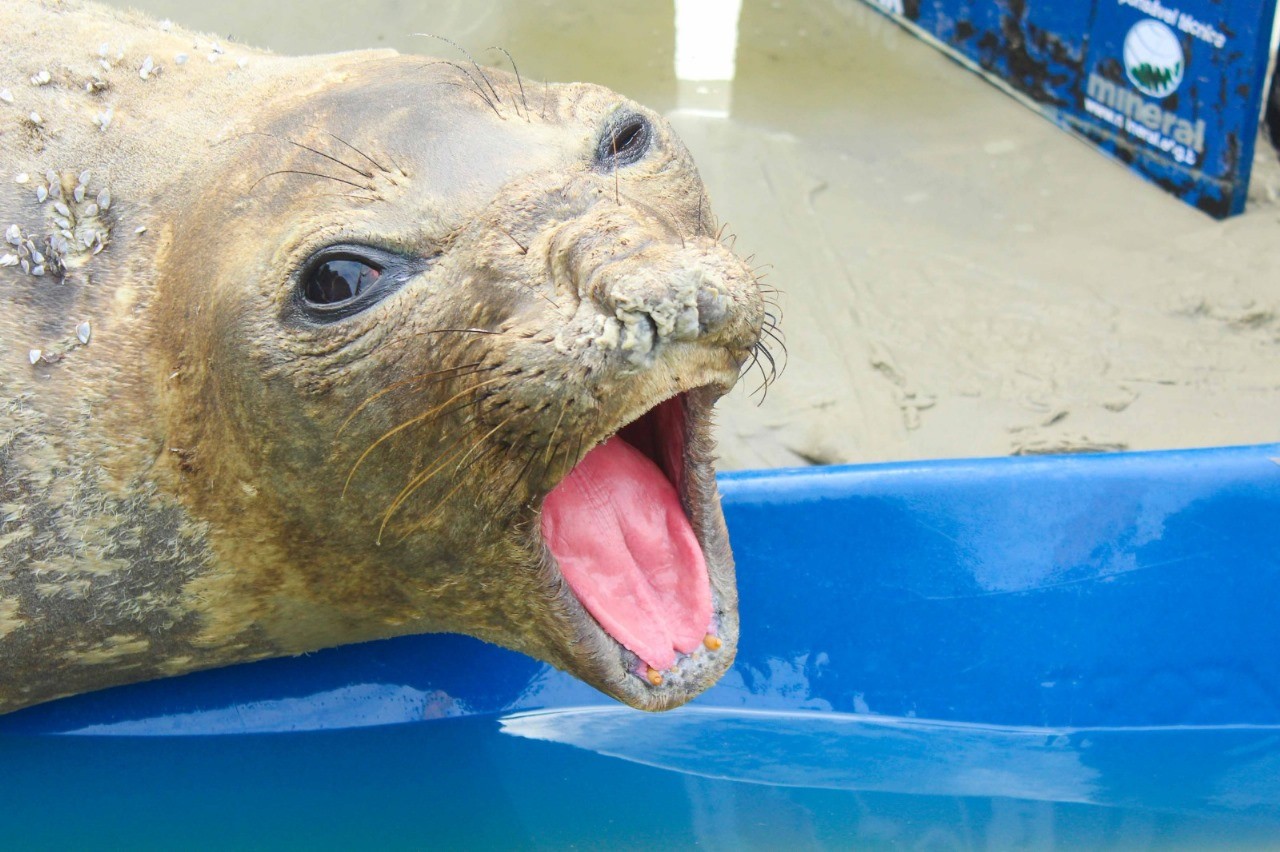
[0,0,767,713]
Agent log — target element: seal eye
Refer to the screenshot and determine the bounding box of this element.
[305,258,382,305]
[293,243,436,324]
[597,114,652,169]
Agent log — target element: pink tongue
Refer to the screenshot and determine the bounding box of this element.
[540,435,711,671]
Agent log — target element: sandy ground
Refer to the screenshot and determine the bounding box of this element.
[101,0,1280,469]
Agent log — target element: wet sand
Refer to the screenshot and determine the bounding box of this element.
[102,0,1280,468]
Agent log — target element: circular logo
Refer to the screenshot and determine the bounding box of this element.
[1123,19,1184,98]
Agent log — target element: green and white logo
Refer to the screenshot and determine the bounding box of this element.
[1123,19,1184,98]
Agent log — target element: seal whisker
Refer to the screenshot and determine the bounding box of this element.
[488,47,529,121]
[339,361,491,436]
[421,327,513,336]
[512,278,559,311]
[314,192,381,203]
[758,352,785,394]
[343,374,506,497]
[498,226,528,254]
[542,404,569,470]
[423,59,496,108]
[248,169,370,194]
[377,440,476,542]
[395,441,514,543]
[757,333,780,374]
[380,411,517,542]
[547,430,581,490]
[747,360,772,403]
[434,78,504,120]
[739,346,764,388]
[612,130,621,205]
[761,320,786,350]
[565,424,590,481]
[453,43,504,106]
[415,36,504,108]
[239,131,373,179]
[496,449,538,516]
[476,437,524,532]
[341,367,495,449]
[754,341,779,387]
[449,411,520,478]
[306,125,392,175]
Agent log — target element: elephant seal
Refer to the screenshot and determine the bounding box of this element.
[0,1,772,714]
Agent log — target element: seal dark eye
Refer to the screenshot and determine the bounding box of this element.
[294,244,437,324]
[597,113,652,169]
[305,258,381,305]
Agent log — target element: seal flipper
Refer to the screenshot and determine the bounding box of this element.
[540,435,712,671]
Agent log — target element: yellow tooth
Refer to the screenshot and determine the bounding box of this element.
[703,634,722,651]
[646,667,664,686]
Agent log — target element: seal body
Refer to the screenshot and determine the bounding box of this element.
[0,1,767,713]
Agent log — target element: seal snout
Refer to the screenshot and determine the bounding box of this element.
[552,211,761,371]
[602,241,758,369]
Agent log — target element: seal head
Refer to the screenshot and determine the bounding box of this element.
[155,58,764,710]
[0,4,767,714]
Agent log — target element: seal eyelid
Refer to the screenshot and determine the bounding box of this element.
[595,113,652,170]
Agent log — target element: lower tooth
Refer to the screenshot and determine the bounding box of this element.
[646,667,664,686]
[703,634,722,651]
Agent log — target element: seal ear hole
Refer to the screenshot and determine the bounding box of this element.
[597,114,652,169]
[305,258,383,306]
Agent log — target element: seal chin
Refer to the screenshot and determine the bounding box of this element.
[535,385,737,711]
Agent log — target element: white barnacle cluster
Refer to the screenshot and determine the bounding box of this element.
[43,169,113,261]
[96,41,125,73]
[93,105,114,131]
[4,222,52,278]
[84,43,127,129]
[4,170,114,282]
[195,38,247,69]
[9,205,97,366]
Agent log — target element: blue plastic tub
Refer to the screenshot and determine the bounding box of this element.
[3,444,1278,848]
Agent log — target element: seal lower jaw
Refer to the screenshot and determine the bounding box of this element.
[536,385,737,711]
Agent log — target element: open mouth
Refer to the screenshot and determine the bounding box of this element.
[539,391,719,684]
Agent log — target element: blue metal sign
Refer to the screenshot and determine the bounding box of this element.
[866,0,1278,218]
